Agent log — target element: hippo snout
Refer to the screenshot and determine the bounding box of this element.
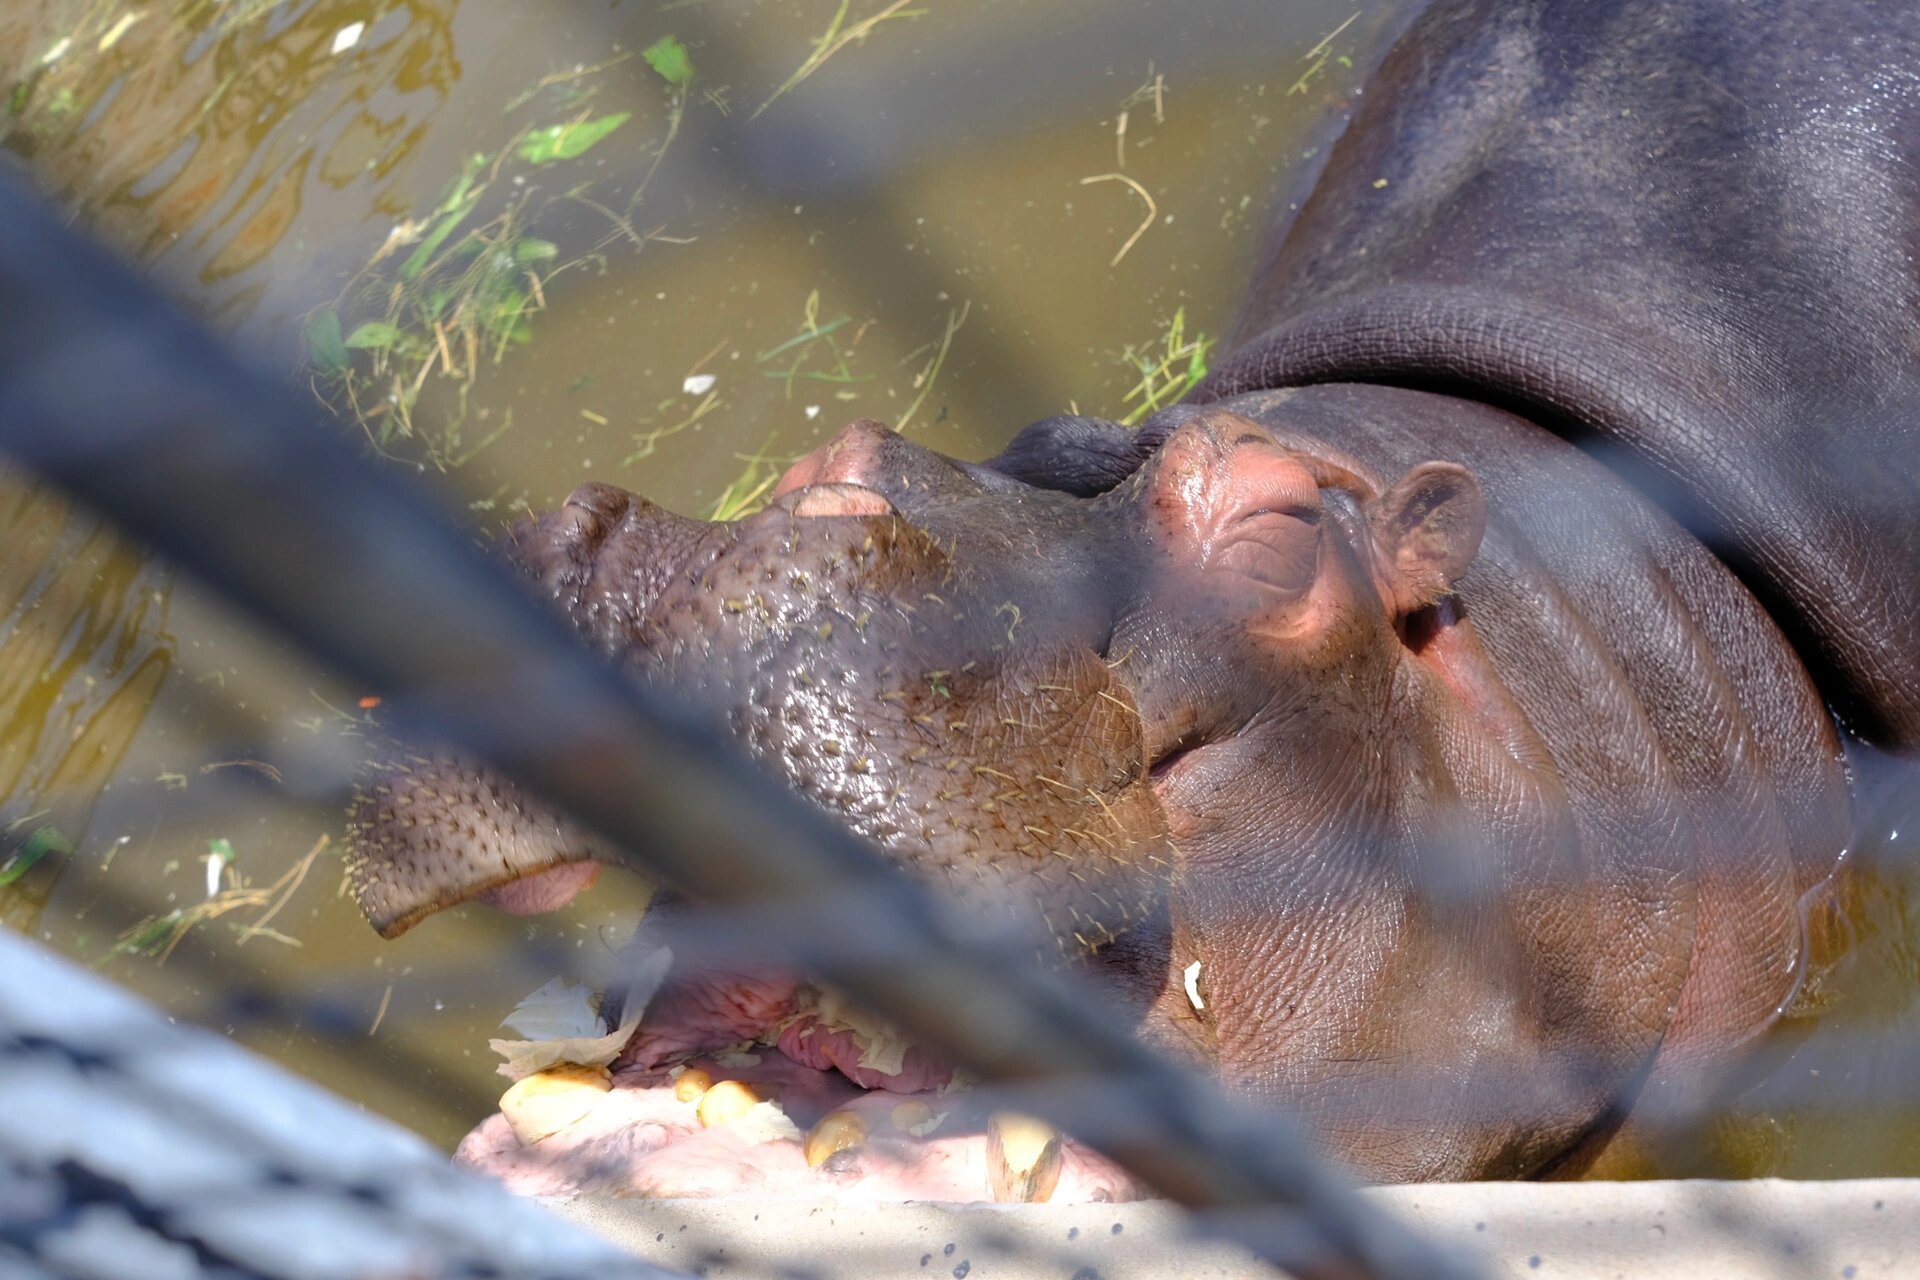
[347,427,1179,949]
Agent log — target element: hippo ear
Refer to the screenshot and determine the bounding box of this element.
[1365,462,1485,616]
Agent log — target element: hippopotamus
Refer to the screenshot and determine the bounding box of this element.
[345,0,1919,1196]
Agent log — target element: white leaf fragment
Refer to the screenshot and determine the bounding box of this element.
[807,987,912,1077]
[682,373,717,395]
[489,948,670,1081]
[729,1099,804,1146]
[1183,960,1205,1011]
[330,22,365,55]
[904,1110,948,1138]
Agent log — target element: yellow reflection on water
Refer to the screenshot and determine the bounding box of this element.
[0,476,170,934]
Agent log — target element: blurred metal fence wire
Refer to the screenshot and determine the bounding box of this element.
[0,927,687,1280]
[0,163,1483,1280]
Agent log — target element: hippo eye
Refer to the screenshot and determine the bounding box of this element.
[1211,506,1322,595]
[1239,504,1320,527]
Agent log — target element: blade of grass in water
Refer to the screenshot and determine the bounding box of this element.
[753,0,926,120]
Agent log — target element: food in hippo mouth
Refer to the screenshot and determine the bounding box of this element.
[467,955,1141,1202]
[463,1052,1139,1202]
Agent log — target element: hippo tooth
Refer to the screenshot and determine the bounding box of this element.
[987,1112,1063,1204]
[804,1109,869,1168]
[695,1078,762,1128]
[672,1066,714,1103]
[498,1063,611,1145]
[1183,960,1206,1011]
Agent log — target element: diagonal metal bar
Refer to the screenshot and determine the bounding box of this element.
[0,164,1481,1280]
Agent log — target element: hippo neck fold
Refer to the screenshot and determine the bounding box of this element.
[1154,378,1849,1176]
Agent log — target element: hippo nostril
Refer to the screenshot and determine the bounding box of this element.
[564,483,632,522]
[789,483,896,519]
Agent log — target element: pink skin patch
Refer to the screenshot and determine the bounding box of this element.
[771,445,830,498]
[1145,422,1356,647]
[1152,425,1325,593]
[478,861,602,915]
[770,420,892,500]
[789,483,894,518]
[767,425,896,518]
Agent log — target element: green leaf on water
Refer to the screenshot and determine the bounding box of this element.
[344,321,402,351]
[517,112,631,165]
[513,238,560,265]
[643,35,695,88]
[1186,334,1211,383]
[401,200,479,280]
[400,156,489,280]
[123,910,182,957]
[305,311,350,373]
[0,825,72,887]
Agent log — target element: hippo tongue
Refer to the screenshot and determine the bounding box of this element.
[479,861,603,915]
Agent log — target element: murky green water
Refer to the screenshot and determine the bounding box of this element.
[1,0,1915,1178]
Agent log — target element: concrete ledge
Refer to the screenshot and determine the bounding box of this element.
[548,1178,1920,1279]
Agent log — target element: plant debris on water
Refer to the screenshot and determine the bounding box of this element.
[1290,11,1360,97]
[754,0,927,119]
[624,389,724,467]
[758,290,874,399]
[708,439,790,521]
[1115,307,1214,426]
[895,300,969,431]
[0,819,70,889]
[305,36,698,470]
[1079,172,1159,267]
[106,835,330,964]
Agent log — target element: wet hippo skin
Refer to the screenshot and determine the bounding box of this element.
[346,0,1915,1194]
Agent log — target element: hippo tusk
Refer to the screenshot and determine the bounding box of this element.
[988,1112,1064,1204]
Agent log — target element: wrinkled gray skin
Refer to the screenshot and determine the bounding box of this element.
[349,0,1918,1181]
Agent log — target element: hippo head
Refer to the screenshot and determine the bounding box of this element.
[344,406,1501,1190]
[348,409,1483,952]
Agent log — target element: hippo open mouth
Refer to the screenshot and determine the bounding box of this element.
[450,946,1147,1202]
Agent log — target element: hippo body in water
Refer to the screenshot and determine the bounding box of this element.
[348,0,1918,1193]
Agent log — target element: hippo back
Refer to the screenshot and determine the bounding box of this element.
[1202,0,1920,752]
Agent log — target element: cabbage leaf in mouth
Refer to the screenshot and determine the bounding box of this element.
[488,948,670,1081]
[485,948,944,1093]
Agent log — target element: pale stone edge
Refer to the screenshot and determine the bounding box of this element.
[547,1177,1920,1280]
